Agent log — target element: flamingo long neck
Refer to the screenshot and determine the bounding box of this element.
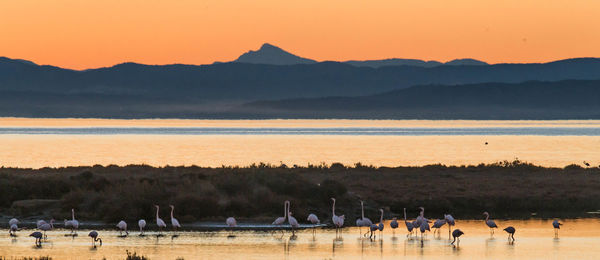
[156,206,160,220]
[286,202,291,219]
[171,207,174,219]
[284,202,288,218]
[485,214,489,222]
[379,210,383,223]
[361,202,365,219]
[332,200,336,216]
[420,208,424,218]
[404,208,407,221]
[72,209,75,221]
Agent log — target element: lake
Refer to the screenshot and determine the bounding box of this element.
[1,118,599,168]
[2,219,599,259]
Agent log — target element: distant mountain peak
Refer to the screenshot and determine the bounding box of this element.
[444,58,488,66]
[234,43,316,65]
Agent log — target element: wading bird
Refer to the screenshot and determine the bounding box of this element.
[9,218,19,236]
[226,217,237,227]
[117,220,128,237]
[155,205,167,235]
[9,218,19,227]
[10,223,18,237]
[415,207,429,236]
[273,200,288,226]
[451,229,464,247]
[419,220,431,244]
[356,200,373,236]
[89,230,102,248]
[445,214,455,240]
[331,198,345,235]
[138,219,146,236]
[431,219,446,236]
[170,205,181,231]
[30,231,43,247]
[36,220,46,229]
[307,213,320,235]
[287,208,300,236]
[553,220,562,237]
[404,208,414,237]
[376,209,384,239]
[483,212,498,235]
[39,219,55,239]
[504,226,516,242]
[369,223,378,239]
[68,209,79,234]
[390,217,398,236]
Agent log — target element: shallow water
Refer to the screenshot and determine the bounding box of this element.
[1,119,600,168]
[2,219,600,259]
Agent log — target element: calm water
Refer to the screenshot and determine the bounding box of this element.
[1,118,600,168]
[2,219,599,259]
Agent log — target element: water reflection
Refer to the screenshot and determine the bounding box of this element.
[0,219,599,259]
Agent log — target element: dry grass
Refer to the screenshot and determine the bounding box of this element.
[0,160,599,223]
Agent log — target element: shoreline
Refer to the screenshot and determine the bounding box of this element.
[1,161,599,223]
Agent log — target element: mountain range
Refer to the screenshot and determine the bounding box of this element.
[233,43,489,67]
[1,43,600,119]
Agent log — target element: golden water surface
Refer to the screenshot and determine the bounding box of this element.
[1,219,599,259]
[1,118,599,168]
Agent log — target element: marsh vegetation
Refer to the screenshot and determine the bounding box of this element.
[1,160,599,224]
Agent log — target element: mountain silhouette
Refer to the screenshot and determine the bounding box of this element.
[242,80,600,119]
[1,55,600,118]
[234,43,316,65]
[232,43,488,67]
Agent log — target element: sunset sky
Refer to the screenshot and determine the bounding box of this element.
[1,0,598,70]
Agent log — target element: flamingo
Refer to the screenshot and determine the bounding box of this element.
[138,219,147,236]
[431,219,447,235]
[30,231,43,247]
[390,217,398,236]
[504,226,516,242]
[376,208,384,239]
[155,205,167,235]
[331,198,344,235]
[89,230,102,248]
[553,220,562,237]
[445,214,455,239]
[117,220,128,236]
[169,205,181,231]
[273,200,288,226]
[307,213,320,235]
[451,229,464,247]
[415,207,428,226]
[404,208,414,237]
[287,202,300,236]
[419,220,430,244]
[10,224,18,237]
[69,209,79,234]
[483,212,498,235]
[356,200,373,236]
[369,223,378,239]
[39,219,54,239]
[9,218,19,236]
[226,217,237,227]
[9,218,19,227]
[36,220,47,229]
[226,217,237,237]
[415,207,429,236]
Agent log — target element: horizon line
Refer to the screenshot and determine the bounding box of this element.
[3,55,600,71]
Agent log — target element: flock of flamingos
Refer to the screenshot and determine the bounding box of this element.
[7,198,563,248]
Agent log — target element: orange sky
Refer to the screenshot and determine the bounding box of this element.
[1,0,598,70]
